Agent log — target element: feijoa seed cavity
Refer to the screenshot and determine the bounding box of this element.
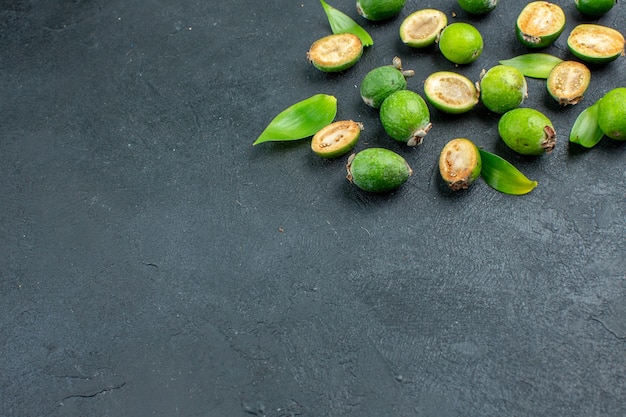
[307,33,363,72]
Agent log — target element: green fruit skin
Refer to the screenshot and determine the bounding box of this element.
[575,0,615,17]
[480,65,527,114]
[457,0,499,15]
[348,148,412,192]
[498,108,555,155]
[360,66,407,109]
[357,0,406,21]
[516,25,564,49]
[597,88,626,140]
[379,90,431,143]
[568,45,622,65]
[439,23,483,65]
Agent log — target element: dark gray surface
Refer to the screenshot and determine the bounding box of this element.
[1,0,625,416]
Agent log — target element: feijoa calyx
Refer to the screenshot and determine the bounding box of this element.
[516,1,566,48]
[399,9,447,48]
[597,87,626,140]
[498,108,556,155]
[379,90,432,146]
[311,120,363,158]
[360,57,414,109]
[567,24,625,65]
[439,138,482,191]
[546,61,591,106]
[307,33,363,72]
[424,71,479,114]
[346,148,412,193]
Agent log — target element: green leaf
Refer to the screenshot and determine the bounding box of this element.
[478,149,538,195]
[320,0,373,47]
[569,101,604,148]
[253,94,337,145]
[499,53,563,79]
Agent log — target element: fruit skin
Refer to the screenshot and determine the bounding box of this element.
[399,9,447,48]
[438,23,483,65]
[597,88,626,140]
[478,65,528,114]
[360,58,412,109]
[346,148,413,192]
[498,108,557,155]
[546,61,591,106]
[457,0,499,15]
[356,0,406,21]
[567,24,625,65]
[516,1,566,48]
[379,90,432,146]
[311,120,363,158]
[423,71,479,114]
[438,138,482,191]
[575,0,615,17]
[307,33,363,72]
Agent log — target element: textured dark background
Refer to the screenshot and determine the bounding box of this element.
[1,0,625,416]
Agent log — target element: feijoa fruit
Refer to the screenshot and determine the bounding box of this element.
[346,148,413,193]
[567,24,625,65]
[307,33,363,72]
[360,57,414,109]
[438,22,483,65]
[399,9,447,48]
[356,0,406,21]
[516,1,566,48]
[379,90,432,146]
[311,120,363,158]
[546,61,591,106]
[498,108,556,155]
[438,138,482,191]
[597,87,626,140]
[424,71,479,114]
[478,65,528,114]
[575,0,616,17]
[457,0,499,15]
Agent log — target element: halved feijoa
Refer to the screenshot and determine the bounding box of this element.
[311,120,363,158]
[478,65,528,114]
[567,24,625,65]
[360,57,413,109]
[438,138,482,191]
[399,9,447,48]
[516,1,566,48]
[346,148,412,193]
[546,61,591,106]
[498,108,556,155]
[379,90,432,146]
[575,0,616,17]
[307,33,363,72]
[357,0,406,21]
[597,87,626,140]
[424,71,479,114]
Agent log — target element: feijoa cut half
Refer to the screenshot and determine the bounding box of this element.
[546,61,591,106]
[346,148,412,193]
[356,0,406,21]
[438,138,482,191]
[311,120,363,158]
[516,1,566,48]
[498,108,556,155]
[379,90,432,146]
[307,33,363,72]
[424,71,479,114]
[360,57,414,109]
[567,24,625,65]
[597,87,626,140]
[399,9,447,48]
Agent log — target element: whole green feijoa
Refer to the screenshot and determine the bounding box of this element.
[438,138,482,190]
[457,0,499,15]
[360,57,413,109]
[478,65,528,114]
[438,22,483,65]
[498,108,556,155]
[346,148,413,192]
[575,0,616,17]
[379,90,432,146]
[597,87,626,140]
[357,0,406,21]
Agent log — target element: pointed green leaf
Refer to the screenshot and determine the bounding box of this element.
[478,149,538,195]
[499,53,563,79]
[320,0,373,47]
[569,101,604,148]
[253,94,337,145]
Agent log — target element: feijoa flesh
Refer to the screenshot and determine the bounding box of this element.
[424,71,479,114]
[546,61,591,106]
[567,24,625,65]
[360,57,414,109]
[311,120,363,158]
[356,0,406,21]
[379,90,432,146]
[307,33,363,72]
[597,87,626,140]
[439,138,482,191]
[346,148,412,193]
[498,108,556,155]
[516,1,566,48]
[399,9,447,48]
[478,65,528,114]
